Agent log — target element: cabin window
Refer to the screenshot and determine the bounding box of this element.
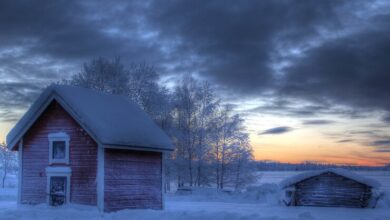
[53,141,66,159]
[48,132,70,164]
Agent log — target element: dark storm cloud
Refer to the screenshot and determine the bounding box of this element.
[382,115,390,123]
[303,120,334,125]
[281,12,390,114]
[0,82,44,122]
[1,0,390,128]
[370,140,390,153]
[371,140,390,147]
[0,0,147,60]
[247,99,322,117]
[0,0,159,115]
[0,0,166,67]
[145,0,355,94]
[247,98,367,119]
[336,139,354,143]
[0,83,43,108]
[259,126,293,135]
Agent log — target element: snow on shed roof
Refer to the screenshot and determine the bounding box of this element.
[7,85,174,151]
[279,168,381,189]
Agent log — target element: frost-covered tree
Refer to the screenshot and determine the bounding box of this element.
[171,76,200,186]
[170,76,219,187]
[170,75,255,189]
[68,58,173,130]
[227,133,255,190]
[127,64,160,111]
[66,57,255,190]
[193,83,218,186]
[70,57,129,95]
[209,105,254,189]
[127,63,173,130]
[0,143,17,188]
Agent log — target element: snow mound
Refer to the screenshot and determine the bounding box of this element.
[243,183,280,204]
[171,185,280,204]
[0,188,17,201]
[173,187,239,202]
[279,168,381,189]
[376,190,390,208]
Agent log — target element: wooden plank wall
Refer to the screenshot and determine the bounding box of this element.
[104,149,162,212]
[294,172,372,208]
[22,100,97,205]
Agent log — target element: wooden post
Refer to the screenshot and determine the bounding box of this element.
[17,139,23,205]
[97,144,104,211]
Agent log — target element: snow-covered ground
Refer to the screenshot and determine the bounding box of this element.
[0,171,389,220]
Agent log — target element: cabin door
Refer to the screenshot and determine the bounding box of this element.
[49,176,67,206]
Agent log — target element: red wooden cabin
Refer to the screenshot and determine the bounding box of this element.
[6,85,173,212]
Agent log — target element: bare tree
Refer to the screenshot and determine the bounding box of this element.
[0,143,17,188]
[70,57,129,95]
[208,105,255,189]
[171,75,255,189]
[66,57,256,191]
[69,58,173,129]
[127,63,173,130]
[172,76,199,186]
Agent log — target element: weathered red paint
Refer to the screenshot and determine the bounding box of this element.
[104,148,162,212]
[21,100,97,205]
[19,99,164,211]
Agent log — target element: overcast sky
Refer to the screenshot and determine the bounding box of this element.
[1,0,390,165]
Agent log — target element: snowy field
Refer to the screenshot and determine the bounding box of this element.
[1,171,389,220]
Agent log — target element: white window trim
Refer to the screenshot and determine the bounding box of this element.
[46,167,72,205]
[48,132,70,164]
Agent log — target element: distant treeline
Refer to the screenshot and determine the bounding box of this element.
[255,161,390,171]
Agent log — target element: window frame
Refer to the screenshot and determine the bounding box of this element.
[48,132,70,164]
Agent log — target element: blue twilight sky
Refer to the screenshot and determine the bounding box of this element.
[1,0,390,165]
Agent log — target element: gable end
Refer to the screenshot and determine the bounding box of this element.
[7,93,101,150]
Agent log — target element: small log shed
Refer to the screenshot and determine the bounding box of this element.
[280,169,382,208]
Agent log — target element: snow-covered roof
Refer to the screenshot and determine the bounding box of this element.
[7,85,174,151]
[279,168,381,189]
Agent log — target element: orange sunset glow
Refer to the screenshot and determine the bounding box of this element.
[2,100,389,167]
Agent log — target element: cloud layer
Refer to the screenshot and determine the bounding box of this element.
[259,126,293,135]
[1,0,390,156]
[1,1,389,109]
[303,120,335,125]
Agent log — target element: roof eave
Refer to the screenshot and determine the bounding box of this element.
[104,143,174,152]
[6,92,56,150]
